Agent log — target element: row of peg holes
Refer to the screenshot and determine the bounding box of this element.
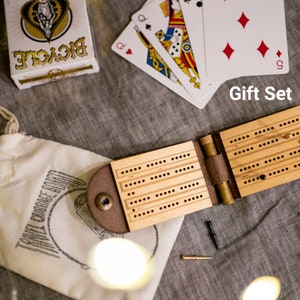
[132,194,203,219]
[288,132,299,137]
[234,146,254,156]
[155,189,176,198]
[125,179,145,188]
[258,138,279,148]
[239,148,299,174]
[231,116,299,151]
[124,164,195,188]
[159,202,180,211]
[290,149,300,156]
[133,209,154,218]
[230,134,250,144]
[130,196,150,206]
[279,117,299,127]
[265,155,285,164]
[229,125,276,144]
[244,176,265,184]
[120,152,191,175]
[132,202,180,219]
[171,153,191,160]
[239,154,289,173]
[254,126,275,135]
[130,188,177,207]
[240,163,260,173]
[147,160,166,167]
[234,137,282,156]
[184,195,203,203]
[180,182,200,190]
[243,167,289,185]
[268,167,289,177]
[130,180,200,207]
[130,181,201,218]
[241,148,299,180]
[121,167,141,175]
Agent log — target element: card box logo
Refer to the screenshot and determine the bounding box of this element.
[21,0,72,42]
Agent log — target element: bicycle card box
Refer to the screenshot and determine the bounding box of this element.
[4,0,99,89]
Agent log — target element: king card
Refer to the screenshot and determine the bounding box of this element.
[132,0,221,109]
[203,0,289,80]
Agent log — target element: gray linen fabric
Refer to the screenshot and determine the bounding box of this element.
[0,0,299,299]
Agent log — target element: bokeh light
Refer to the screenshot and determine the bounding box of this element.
[241,276,281,300]
[88,238,154,290]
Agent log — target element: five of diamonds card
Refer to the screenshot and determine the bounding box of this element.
[112,0,289,109]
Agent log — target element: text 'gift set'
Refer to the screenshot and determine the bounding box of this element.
[4,0,99,89]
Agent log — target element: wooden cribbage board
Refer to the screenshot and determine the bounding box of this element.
[87,106,300,233]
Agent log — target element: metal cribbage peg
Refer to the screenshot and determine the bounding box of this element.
[180,255,212,260]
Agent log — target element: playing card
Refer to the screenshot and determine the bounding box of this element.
[178,0,208,83]
[111,20,196,105]
[203,0,289,80]
[131,0,222,109]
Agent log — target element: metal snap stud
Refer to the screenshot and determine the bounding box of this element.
[95,193,113,211]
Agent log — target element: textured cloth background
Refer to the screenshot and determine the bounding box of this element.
[0,0,299,299]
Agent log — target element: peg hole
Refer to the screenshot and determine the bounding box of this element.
[260,174,266,180]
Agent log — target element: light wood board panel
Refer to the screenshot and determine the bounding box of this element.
[220,106,300,197]
[111,141,212,231]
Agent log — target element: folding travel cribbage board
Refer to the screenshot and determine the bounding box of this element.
[87,106,300,233]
